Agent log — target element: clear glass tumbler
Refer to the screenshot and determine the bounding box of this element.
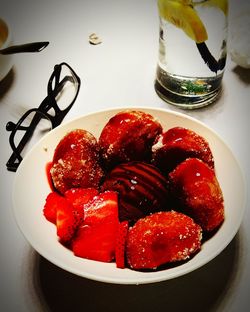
[155,0,228,109]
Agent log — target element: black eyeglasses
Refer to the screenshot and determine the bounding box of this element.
[6,62,81,172]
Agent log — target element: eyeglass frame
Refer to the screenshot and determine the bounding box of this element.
[6,62,81,172]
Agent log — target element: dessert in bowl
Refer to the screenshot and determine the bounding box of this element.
[13,107,245,284]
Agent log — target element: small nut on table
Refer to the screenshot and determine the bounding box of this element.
[89,33,102,45]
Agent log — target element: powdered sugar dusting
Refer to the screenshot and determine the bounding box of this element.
[152,134,163,152]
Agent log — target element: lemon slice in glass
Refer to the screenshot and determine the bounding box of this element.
[158,0,208,43]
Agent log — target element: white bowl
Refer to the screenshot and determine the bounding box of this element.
[12,107,246,284]
[0,17,13,81]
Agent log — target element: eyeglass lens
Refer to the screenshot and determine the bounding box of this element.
[6,62,80,172]
[13,111,52,161]
[49,63,79,114]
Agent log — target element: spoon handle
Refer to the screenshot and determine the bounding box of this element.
[0,41,49,55]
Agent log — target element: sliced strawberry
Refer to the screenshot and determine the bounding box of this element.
[43,191,64,224]
[115,221,129,268]
[56,197,81,243]
[65,188,98,215]
[72,222,118,262]
[83,191,119,223]
[72,191,119,262]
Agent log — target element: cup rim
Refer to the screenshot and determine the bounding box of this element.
[0,17,12,49]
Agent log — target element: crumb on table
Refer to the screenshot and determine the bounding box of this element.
[88,33,102,45]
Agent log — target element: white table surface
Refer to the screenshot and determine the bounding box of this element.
[0,0,249,311]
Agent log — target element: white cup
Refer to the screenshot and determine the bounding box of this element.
[0,17,13,81]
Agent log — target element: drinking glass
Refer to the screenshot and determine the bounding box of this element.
[155,0,228,109]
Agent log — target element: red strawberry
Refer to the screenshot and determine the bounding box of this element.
[43,192,64,224]
[83,191,118,224]
[56,197,81,243]
[72,222,117,262]
[115,221,129,268]
[65,188,98,215]
[126,211,202,270]
[72,191,119,262]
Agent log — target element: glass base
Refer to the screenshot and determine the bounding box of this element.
[155,66,223,109]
